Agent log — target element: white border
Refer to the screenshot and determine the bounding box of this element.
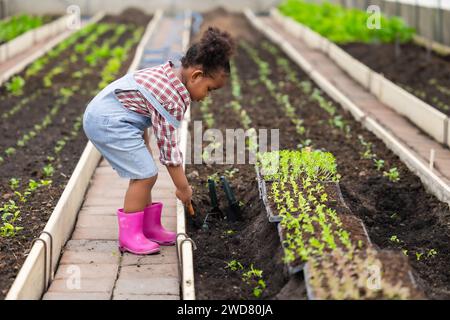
[176,10,196,301]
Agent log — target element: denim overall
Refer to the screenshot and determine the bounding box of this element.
[83,73,180,179]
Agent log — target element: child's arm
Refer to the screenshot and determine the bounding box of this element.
[166,165,192,204]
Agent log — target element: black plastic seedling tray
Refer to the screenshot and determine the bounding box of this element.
[277,214,372,276]
[255,165,352,223]
[303,250,421,300]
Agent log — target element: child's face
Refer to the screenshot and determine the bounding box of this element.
[184,68,227,102]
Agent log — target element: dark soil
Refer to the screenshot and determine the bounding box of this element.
[342,42,450,115]
[186,10,450,300]
[0,10,151,299]
[101,8,150,27]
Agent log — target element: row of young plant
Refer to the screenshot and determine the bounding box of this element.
[0,22,144,238]
[401,79,450,112]
[1,22,118,111]
[1,22,132,123]
[0,22,134,164]
[0,23,105,124]
[278,0,414,44]
[227,59,252,130]
[257,149,363,262]
[0,14,47,44]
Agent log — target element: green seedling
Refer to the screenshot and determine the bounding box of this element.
[224,168,239,179]
[5,147,16,157]
[59,87,74,100]
[389,235,401,244]
[0,222,23,237]
[39,179,52,187]
[374,159,385,171]
[358,135,375,160]
[383,168,400,182]
[14,191,28,203]
[27,179,39,192]
[253,279,267,298]
[6,76,25,96]
[0,200,23,237]
[389,212,399,219]
[427,249,437,258]
[225,260,244,271]
[54,139,67,153]
[42,164,54,177]
[242,264,265,298]
[9,178,20,190]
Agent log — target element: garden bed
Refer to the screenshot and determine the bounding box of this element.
[0,8,151,299]
[0,14,59,45]
[341,42,450,116]
[186,9,450,299]
[276,0,450,117]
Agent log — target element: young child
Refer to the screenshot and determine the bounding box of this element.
[83,27,234,255]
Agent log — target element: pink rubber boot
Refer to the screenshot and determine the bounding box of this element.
[117,209,160,255]
[143,202,176,245]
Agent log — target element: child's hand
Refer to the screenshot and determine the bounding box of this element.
[176,185,192,205]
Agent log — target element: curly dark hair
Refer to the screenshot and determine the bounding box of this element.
[181,27,235,76]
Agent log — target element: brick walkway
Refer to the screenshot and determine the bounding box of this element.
[43,13,188,300]
[43,138,180,300]
[262,17,450,185]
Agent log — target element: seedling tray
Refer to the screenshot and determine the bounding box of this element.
[256,165,352,223]
[255,165,278,222]
[278,215,372,276]
[303,249,423,300]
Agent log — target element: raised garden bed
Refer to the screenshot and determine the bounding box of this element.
[277,0,450,118]
[341,42,450,116]
[0,14,71,65]
[0,8,151,299]
[186,9,450,300]
[0,14,58,44]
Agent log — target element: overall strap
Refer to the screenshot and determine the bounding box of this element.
[90,73,181,129]
[129,75,181,129]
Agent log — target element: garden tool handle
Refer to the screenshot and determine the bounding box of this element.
[186,201,195,217]
[220,176,236,204]
[208,179,219,208]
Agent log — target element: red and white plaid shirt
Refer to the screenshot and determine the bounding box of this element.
[115,61,191,166]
